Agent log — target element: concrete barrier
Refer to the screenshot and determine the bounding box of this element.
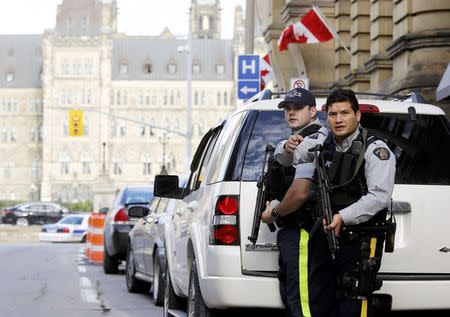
[0,224,41,243]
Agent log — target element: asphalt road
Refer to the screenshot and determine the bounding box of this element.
[0,243,162,317]
[0,241,449,317]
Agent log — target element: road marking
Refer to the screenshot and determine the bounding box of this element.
[78,265,86,273]
[79,277,100,304]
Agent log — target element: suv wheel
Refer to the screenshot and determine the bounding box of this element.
[163,265,184,317]
[125,246,150,293]
[16,218,29,226]
[187,260,214,317]
[103,245,119,274]
[151,252,165,306]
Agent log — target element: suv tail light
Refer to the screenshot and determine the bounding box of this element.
[112,208,129,224]
[210,195,240,246]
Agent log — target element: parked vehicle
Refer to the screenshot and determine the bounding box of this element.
[155,90,450,315]
[126,177,187,305]
[39,213,91,243]
[1,202,69,226]
[103,185,153,274]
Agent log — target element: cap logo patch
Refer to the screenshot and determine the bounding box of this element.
[288,91,303,98]
[373,147,390,160]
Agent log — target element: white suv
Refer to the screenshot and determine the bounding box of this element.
[155,90,450,315]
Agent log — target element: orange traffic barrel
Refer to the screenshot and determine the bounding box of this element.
[88,213,106,264]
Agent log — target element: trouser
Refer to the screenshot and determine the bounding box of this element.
[278,225,385,317]
[277,226,335,317]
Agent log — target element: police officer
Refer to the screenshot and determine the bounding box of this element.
[261,88,323,317]
[274,88,396,317]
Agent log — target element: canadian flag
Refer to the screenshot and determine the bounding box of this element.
[278,6,335,51]
[260,54,273,90]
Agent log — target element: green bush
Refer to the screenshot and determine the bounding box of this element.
[61,200,93,213]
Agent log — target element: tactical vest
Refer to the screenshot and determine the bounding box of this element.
[320,128,377,212]
[267,123,321,227]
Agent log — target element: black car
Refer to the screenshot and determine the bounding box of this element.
[103,186,153,274]
[1,202,69,226]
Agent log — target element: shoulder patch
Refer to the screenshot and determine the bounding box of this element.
[309,132,319,139]
[373,147,390,160]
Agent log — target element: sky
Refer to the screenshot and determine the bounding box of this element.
[0,0,245,39]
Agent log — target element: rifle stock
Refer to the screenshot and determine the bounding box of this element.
[248,145,276,244]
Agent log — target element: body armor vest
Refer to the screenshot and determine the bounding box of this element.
[320,129,376,212]
[268,123,321,227]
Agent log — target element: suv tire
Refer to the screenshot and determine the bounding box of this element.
[187,260,215,317]
[125,246,150,293]
[163,265,184,317]
[152,252,165,306]
[103,244,119,274]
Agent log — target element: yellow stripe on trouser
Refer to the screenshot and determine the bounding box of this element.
[299,228,311,317]
[360,237,377,317]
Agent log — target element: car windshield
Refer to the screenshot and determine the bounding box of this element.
[123,188,153,204]
[59,216,84,225]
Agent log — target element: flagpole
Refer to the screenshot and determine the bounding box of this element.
[312,4,352,58]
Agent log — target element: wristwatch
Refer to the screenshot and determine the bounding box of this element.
[271,208,280,221]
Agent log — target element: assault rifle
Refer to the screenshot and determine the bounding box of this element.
[248,145,277,244]
[309,144,339,259]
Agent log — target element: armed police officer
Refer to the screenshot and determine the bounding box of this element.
[274,88,396,317]
[261,88,323,317]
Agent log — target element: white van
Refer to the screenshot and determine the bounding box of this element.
[155,90,450,316]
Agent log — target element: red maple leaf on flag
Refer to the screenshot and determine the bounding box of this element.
[296,33,308,42]
[261,69,270,77]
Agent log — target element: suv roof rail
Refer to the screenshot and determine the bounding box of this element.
[246,89,427,104]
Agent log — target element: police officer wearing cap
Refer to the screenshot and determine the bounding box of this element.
[261,87,323,317]
[274,88,396,317]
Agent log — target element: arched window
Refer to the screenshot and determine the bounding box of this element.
[113,153,122,175]
[80,152,91,174]
[59,151,70,175]
[141,154,151,175]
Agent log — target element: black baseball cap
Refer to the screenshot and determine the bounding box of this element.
[278,88,316,109]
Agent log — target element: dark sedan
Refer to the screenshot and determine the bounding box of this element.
[1,202,68,226]
[103,186,153,274]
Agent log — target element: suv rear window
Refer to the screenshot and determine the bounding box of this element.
[123,188,154,204]
[241,110,450,185]
[362,113,450,185]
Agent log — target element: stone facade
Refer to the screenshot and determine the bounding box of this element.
[255,0,450,111]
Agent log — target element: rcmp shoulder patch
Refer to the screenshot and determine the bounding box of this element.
[373,147,390,160]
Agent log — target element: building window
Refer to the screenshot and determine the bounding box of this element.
[3,161,14,178]
[119,121,126,137]
[10,128,16,142]
[81,153,91,175]
[194,91,199,105]
[142,154,151,175]
[193,64,200,75]
[32,160,41,179]
[120,63,128,74]
[168,63,176,74]
[113,154,122,175]
[140,118,146,136]
[217,92,221,105]
[216,64,224,75]
[110,120,117,137]
[59,152,70,175]
[176,91,181,105]
[223,91,228,105]
[200,91,205,105]
[6,72,14,82]
[1,127,7,142]
[144,64,152,74]
[30,127,37,142]
[170,90,174,105]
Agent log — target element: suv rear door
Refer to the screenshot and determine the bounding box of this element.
[362,112,450,276]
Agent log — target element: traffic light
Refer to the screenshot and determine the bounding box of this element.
[69,110,83,137]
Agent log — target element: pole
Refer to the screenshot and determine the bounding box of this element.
[245,0,254,54]
[186,7,193,174]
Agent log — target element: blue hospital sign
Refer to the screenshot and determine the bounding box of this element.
[238,55,260,99]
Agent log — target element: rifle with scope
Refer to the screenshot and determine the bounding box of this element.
[248,144,277,244]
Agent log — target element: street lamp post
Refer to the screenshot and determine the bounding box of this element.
[186,7,193,174]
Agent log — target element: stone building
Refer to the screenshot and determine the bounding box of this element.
[0,0,240,202]
[255,0,450,114]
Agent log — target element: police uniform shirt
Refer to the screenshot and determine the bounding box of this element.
[275,119,323,180]
[275,127,396,225]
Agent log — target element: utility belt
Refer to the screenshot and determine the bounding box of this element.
[276,206,316,231]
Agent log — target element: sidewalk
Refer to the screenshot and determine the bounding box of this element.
[0,224,40,243]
